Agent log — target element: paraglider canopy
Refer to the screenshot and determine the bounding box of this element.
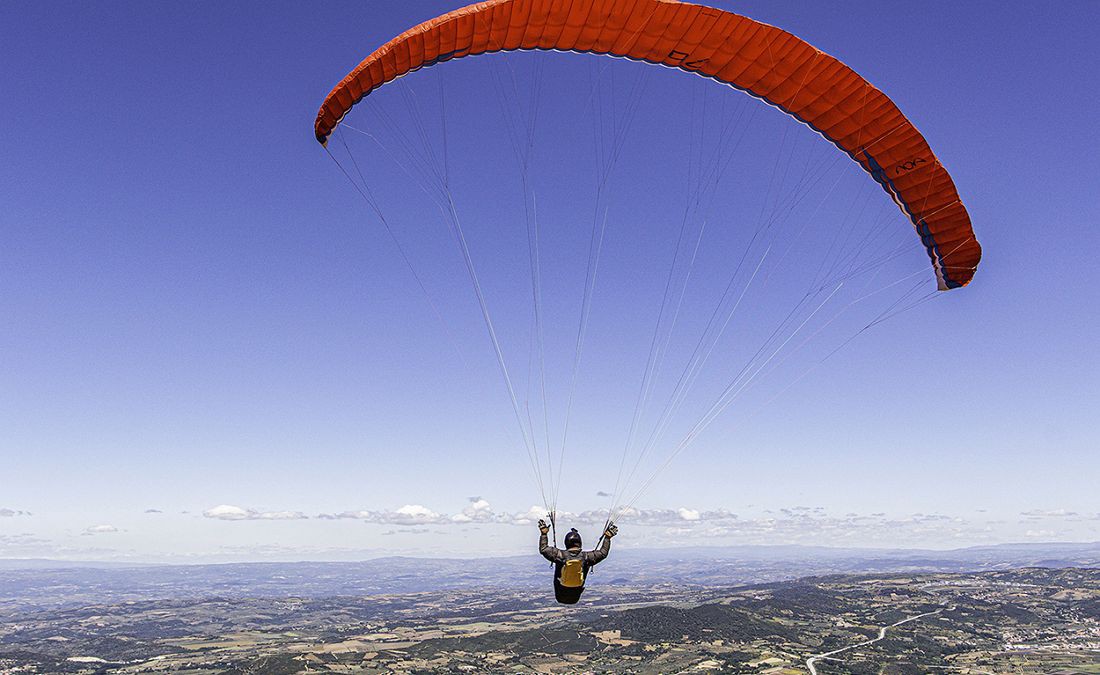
[315,0,980,289]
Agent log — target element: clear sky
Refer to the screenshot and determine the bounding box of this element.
[1,1,1097,562]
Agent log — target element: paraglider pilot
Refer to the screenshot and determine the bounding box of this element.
[538,518,617,604]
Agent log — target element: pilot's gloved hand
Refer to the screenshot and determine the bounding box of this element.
[604,522,618,538]
[538,519,550,535]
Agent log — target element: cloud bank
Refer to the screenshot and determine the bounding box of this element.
[187,498,1097,549]
[203,505,308,521]
[82,525,119,536]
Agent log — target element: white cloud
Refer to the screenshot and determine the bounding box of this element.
[317,505,448,525]
[0,533,49,547]
[452,498,494,523]
[318,502,560,528]
[203,505,307,521]
[511,505,548,526]
[567,507,738,527]
[677,508,701,521]
[317,504,737,529]
[257,511,309,520]
[394,504,443,524]
[306,500,1086,548]
[316,510,367,521]
[382,528,438,536]
[82,525,119,535]
[204,505,252,520]
[904,513,953,523]
[1021,509,1079,519]
[0,508,31,517]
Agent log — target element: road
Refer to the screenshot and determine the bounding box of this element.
[805,606,948,674]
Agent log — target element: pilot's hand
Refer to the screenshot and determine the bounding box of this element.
[604,523,618,538]
[538,519,550,535]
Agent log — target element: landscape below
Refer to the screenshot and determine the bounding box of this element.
[1,544,1097,674]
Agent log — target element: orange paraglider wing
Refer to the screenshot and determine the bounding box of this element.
[315,0,980,290]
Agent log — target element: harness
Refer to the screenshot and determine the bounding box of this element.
[559,557,585,588]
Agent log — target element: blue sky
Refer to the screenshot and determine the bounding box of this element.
[1,1,1097,562]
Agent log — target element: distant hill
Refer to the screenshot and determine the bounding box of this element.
[0,558,143,570]
[1,541,1096,615]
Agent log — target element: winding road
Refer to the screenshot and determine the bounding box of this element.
[805,606,949,674]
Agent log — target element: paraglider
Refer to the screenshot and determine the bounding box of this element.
[315,0,982,606]
[539,519,618,604]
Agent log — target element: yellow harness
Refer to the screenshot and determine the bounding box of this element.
[559,558,585,588]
